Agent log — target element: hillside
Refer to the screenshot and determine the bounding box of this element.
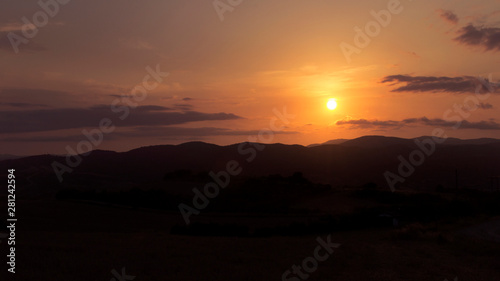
[1,136,499,197]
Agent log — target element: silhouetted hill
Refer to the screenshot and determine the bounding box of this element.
[423,137,500,145]
[319,135,500,148]
[0,154,22,161]
[308,139,349,147]
[339,136,415,148]
[1,136,499,197]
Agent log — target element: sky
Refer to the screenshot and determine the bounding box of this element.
[1,0,500,155]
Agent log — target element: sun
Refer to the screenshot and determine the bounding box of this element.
[326,98,337,110]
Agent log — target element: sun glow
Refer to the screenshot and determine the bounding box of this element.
[327,98,337,110]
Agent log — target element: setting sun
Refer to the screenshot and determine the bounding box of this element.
[327,98,337,110]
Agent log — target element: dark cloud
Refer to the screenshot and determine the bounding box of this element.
[454,24,500,52]
[437,9,459,24]
[337,117,500,130]
[464,102,495,111]
[448,119,500,130]
[0,105,242,133]
[381,75,498,94]
[182,97,193,101]
[477,102,493,109]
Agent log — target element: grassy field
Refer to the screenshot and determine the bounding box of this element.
[3,199,500,280]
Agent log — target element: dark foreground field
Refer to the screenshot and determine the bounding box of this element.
[4,196,500,281]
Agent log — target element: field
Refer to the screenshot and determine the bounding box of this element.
[4,197,500,281]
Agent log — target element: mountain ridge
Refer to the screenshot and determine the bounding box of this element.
[1,135,499,196]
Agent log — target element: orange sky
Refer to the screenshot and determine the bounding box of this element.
[1,0,499,155]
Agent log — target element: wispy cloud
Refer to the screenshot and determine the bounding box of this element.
[0,126,296,142]
[0,31,46,53]
[0,88,70,97]
[381,75,498,94]
[0,102,48,108]
[109,94,134,99]
[477,102,493,109]
[0,105,243,133]
[0,21,63,53]
[173,103,194,110]
[337,117,500,130]
[120,126,296,138]
[0,22,33,32]
[454,24,500,52]
[437,9,459,25]
[336,118,402,129]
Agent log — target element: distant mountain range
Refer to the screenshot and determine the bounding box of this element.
[309,135,500,147]
[0,154,22,161]
[1,136,499,196]
[308,139,349,147]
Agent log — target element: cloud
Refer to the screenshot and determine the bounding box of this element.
[463,102,494,111]
[381,75,498,94]
[0,22,33,32]
[407,51,420,58]
[119,126,296,138]
[0,135,90,143]
[336,117,500,130]
[109,94,134,99]
[173,103,194,110]
[0,87,76,107]
[0,105,243,133]
[133,105,173,111]
[336,119,402,128]
[182,97,193,101]
[0,102,48,108]
[0,21,66,53]
[437,9,459,24]
[0,31,46,53]
[454,24,500,52]
[0,88,70,97]
[477,102,493,109]
[0,126,296,142]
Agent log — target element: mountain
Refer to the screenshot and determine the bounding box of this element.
[0,154,22,161]
[1,136,499,196]
[425,137,500,145]
[338,135,415,148]
[308,139,349,147]
[318,135,500,148]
